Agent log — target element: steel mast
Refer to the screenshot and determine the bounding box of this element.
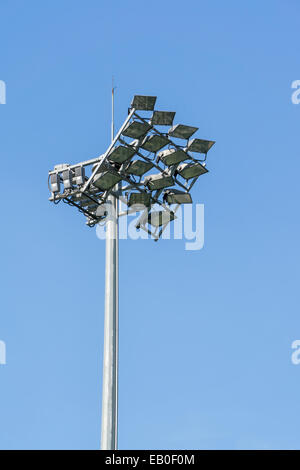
[101,83,119,450]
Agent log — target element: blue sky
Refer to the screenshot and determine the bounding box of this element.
[0,0,300,450]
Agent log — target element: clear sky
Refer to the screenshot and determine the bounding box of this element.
[0,0,300,450]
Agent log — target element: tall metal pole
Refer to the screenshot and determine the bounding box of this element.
[101,83,119,450]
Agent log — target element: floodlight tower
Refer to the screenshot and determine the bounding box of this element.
[48,93,215,450]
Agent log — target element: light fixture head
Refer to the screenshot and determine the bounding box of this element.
[108,145,136,164]
[131,95,157,111]
[93,171,122,190]
[140,134,169,153]
[187,138,215,154]
[158,148,188,166]
[50,173,60,193]
[122,121,152,139]
[164,189,192,205]
[74,166,85,186]
[151,111,175,126]
[168,124,198,140]
[128,192,151,208]
[62,169,73,189]
[148,210,175,227]
[125,159,154,177]
[144,172,174,190]
[177,162,208,180]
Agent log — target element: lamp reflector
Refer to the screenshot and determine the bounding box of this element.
[187,138,215,154]
[50,173,60,193]
[140,134,169,153]
[177,162,208,180]
[151,111,175,126]
[168,124,198,140]
[131,95,157,111]
[158,148,188,166]
[108,145,136,164]
[62,169,73,189]
[164,189,192,205]
[128,192,151,208]
[125,160,154,176]
[74,166,85,186]
[144,172,174,190]
[148,210,175,227]
[93,171,122,190]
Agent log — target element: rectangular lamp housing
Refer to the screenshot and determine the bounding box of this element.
[93,171,122,190]
[62,169,73,189]
[108,145,136,164]
[128,192,151,208]
[125,160,154,177]
[140,134,169,153]
[158,148,188,166]
[144,172,174,190]
[187,138,215,154]
[122,121,152,139]
[151,111,175,126]
[74,166,85,186]
[131,95,157,110]
[148,210,175,227]
[177,162,208,180]
[50,173,60,193]
[168,124,198,140]
[164,189,192,204]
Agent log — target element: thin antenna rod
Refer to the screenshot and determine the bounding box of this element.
[111,78,115,141]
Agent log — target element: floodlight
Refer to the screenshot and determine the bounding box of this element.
[187,138,215,154]
[140,134,169,153]
[177,162,208,180]
[148,210,175,227]
[74,166,85,186]
[108,145,136,164]
[93,171,122,190]
[50,173,60,193]
[92,161,107,175]
[164,189,192,205]
[122,121,152,139]
[151,111,175,126]
[128,192,151,208]
[131,95,157,111]
[125,159,154,176]
[157,148,188,166]
[62,169,73,189]
[144,172,174,190]
[168,124,198,140]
